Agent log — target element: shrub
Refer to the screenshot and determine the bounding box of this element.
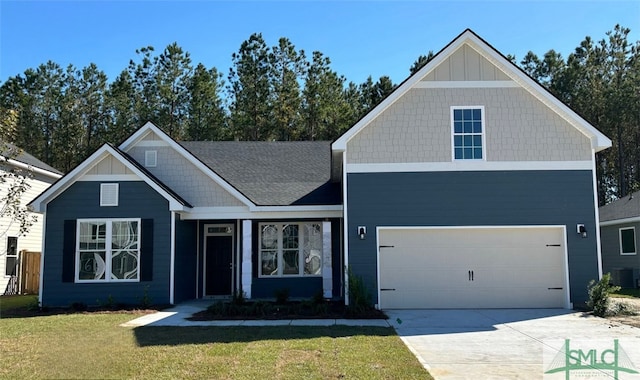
[232,291,247,305]
[69,302,87,311]
[274,288,290,304]
[346,266,373,316]
[587,273,620,317]
[138,285,152,308]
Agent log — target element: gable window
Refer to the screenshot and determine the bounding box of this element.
[259,222,322,277]
[5,237,18,276]
[619,227,636,255]
[144,150,157,167]
[100,183,119,207]
[452,106,484,160]
[77,219,140,282]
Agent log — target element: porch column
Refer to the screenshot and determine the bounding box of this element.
[322,221,332,298]
[241,220,252,299]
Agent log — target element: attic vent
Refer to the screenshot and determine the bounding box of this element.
[145,150,157,167]
[100,183,119,207]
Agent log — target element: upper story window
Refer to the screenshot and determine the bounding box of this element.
[619,227,636,255]
[452,106,484,160]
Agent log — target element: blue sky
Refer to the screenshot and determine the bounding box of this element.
[1,1,638,86]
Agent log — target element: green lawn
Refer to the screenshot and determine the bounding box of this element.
[0,310,430,379]
[0,295,38,313]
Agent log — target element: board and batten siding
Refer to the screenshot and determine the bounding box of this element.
[422,43,511,82]
[42,181,172,306]
[600,222,640,287]
[0,172,56,293]
[346,87,592,164]
[346,170,599,306]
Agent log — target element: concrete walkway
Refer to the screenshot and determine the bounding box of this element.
[121,300,392,327]
[386,309,640,380]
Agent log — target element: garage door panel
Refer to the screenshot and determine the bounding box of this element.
[378,227,567,309]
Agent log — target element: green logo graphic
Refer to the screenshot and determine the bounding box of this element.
[545,339,638,379]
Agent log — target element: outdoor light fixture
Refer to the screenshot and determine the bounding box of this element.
[358,226,366,240]
[577,224,587,238]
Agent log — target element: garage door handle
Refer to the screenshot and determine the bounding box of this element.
[380,288,396,291]
[548,287,563,290]
[546,244,561,247]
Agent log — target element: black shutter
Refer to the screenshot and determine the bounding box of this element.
[61,220,76,282]
[140,219,154,281]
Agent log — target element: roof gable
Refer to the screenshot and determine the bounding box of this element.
[28,144,191,212]
[119,122,254,207]
[332,29,612,153]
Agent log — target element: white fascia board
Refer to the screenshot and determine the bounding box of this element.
[180,206,342,220]
[332,30,612,153]
[600,216,640,227]
[119,122,255,208]
[347,160,593,173]
[29,144,188,213]
[0,157,62,180]
[462,35,612,152]
[332,34,466,152]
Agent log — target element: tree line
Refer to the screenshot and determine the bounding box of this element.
[0,26,637,203]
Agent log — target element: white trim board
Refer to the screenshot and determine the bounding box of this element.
[347,161,593,173]
[180,206,342,220]
[600,217,640,227]
[414,80,519,88]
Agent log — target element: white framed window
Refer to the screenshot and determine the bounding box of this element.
[76,219,140,282]
[5,236,18,276]
[259,222,322,277]
[145,150,157,167]
[619,227,636,255]
[100,183,119,207]
[451,106,485,160]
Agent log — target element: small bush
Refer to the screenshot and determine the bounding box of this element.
[232,291,247,305]
[346,266,373,316]
[69,302,87,312]
[587,273,620,317]
[138,285,152,308]
[274,288,290,304]
[312,290,325,305]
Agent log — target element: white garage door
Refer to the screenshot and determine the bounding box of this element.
[378,227,568,309]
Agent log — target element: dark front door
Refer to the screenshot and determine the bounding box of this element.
[205,235,233,296]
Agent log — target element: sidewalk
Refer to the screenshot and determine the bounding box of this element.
[121,300,392,328]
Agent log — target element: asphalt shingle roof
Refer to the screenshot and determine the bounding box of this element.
[1,143,63,175]
[599,190,640,222]
[179,141,341,206]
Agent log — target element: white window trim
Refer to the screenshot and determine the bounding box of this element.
[450,105,486,161]
[258,222,323,278]
[100,183,119,207]
[75,218,141,283]
[145,150,157,168]
[619,226,637,255]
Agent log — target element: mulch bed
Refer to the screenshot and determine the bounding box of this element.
[1,305,166,318]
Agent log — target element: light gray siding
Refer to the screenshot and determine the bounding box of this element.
[42,181,172,306]
[346,170,599,306]
[422,43,510,82]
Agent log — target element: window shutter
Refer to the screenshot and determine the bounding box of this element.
[140,219,154,281]
[62,220,76,283]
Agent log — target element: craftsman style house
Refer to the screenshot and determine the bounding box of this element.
[30,29,610,309]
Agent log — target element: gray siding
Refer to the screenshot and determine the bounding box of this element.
[600,222,640,288]
[347,170,599,306]
[42,181,171,307]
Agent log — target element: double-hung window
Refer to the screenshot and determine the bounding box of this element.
[619,227,636,255]
[5,237,18,276]
[77,219,140,282]
[259,222,322,277]
[452,106,484,160]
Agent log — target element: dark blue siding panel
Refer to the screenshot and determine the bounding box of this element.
[174,219,198,303]
[252,277,323,299]
[347,170,599,306]
[42,181,171,307]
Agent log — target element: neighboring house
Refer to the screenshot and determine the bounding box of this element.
[599,190,640,288]
[30,29,611,309]
[1,145,62,294]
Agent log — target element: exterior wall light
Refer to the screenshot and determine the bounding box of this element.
[358,226,366,240]
[577,224,587,238]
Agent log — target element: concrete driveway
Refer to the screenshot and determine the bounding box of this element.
[385,309,640,380]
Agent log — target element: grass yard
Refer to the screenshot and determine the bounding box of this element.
[0,295,38,313]
[0,310,430,379]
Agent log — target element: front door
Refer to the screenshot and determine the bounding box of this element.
[205,225,234,296]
